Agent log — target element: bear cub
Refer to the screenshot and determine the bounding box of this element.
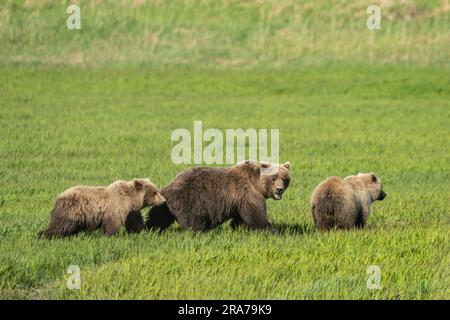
[311,173,386,230]
[39,179,166,238]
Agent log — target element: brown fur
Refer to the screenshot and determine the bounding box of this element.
[310,173,386,230]
[39,179,166,238]
[145,160,292,232]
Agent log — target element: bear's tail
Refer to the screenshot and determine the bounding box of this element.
[145,202,176,232]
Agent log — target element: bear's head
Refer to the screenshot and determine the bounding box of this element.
[133,178,166,207]
[259,161,292,200]
[351,173,386,202]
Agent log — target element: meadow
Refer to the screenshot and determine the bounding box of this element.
[0,0,449,299]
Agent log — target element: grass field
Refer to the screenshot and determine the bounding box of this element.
[0,1,449,299]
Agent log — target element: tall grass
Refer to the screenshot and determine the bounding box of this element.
[0,0,449,68]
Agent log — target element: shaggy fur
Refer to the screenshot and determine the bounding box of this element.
[39,179,165,238]
[145,161,292,232]
[311,173,386,230]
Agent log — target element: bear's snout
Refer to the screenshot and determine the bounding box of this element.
[273,187,284,200]
[377,190,387,201]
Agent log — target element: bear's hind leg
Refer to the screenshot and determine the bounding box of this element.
[230,215,244,230]
[230,209,246,230]
[188,214,213,232]
[39,213,80,239]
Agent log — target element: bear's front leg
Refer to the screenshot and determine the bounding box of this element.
[355,205,370,229]
[230,209,245,230]
[239,196,276,233]
[125,210,144,233]
[145,203,176,231]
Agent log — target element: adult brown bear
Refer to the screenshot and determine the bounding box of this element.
[145,160,292,232]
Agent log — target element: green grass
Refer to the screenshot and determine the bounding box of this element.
[0,65,449,299]
[0,0,449,300]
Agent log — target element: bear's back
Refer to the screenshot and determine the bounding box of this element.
[164,167,232,191]
[162,166,246,229]
[58,185,110,203]
[311,176,361,230]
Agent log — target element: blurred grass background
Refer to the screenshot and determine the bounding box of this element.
[0,0,449,68]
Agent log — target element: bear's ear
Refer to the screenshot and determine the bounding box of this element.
[134,179,144,190]
[370,173,377,182]
[283,161,291,172]
[260,162,270,169]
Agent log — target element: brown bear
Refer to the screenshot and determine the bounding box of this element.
[39,179,166,238]
[310,172,386,231]
[145,160,292,232]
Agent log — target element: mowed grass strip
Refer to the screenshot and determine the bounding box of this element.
[0,65,449,299]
